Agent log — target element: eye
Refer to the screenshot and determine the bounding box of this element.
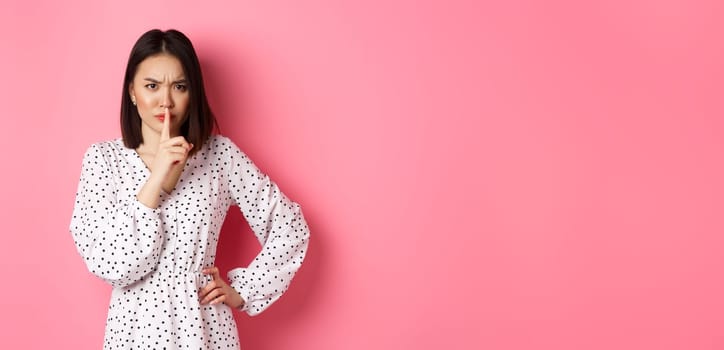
[145,83,157,89]
[175,84,188,92]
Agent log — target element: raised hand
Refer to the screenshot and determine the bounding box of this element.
[136,107,194,208]
[149,107,193,179]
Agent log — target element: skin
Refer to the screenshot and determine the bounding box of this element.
[129,53,244,309]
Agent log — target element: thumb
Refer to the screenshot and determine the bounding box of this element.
[203,267,221,281]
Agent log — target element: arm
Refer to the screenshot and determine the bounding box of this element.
[223,140,310,316]
[69,144,165,288]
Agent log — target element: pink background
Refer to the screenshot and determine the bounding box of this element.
[1,0,723,349]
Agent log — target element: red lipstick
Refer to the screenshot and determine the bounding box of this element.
[155,113,173,121]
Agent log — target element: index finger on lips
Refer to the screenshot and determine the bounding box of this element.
[161,107,171,142]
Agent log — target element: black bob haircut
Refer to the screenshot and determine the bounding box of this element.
[120,29,217,156]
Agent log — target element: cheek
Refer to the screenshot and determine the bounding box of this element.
[176,94,191,112]
[177,92,190,106]
[135,96,158,120]
[137,93,157,108]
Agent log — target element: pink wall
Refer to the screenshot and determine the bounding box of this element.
[1,0,723,349]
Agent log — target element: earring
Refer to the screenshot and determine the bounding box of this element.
[131,95,137,106]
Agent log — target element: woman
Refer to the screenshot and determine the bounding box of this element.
[70,29,310,349]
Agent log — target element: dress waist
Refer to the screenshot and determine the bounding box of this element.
[150,267,213,289]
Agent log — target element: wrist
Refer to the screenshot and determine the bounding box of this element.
[231,287,247,311]
[236,298,246,311]
[147,170,166,186]
[136,174,166,208]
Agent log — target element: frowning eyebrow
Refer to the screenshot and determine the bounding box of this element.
[144,78,188,84]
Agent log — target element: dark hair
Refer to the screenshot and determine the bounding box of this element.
[120,29,216,155]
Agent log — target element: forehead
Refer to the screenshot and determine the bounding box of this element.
[135,54,185,78]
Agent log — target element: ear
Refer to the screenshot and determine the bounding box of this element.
[128,82,135,99]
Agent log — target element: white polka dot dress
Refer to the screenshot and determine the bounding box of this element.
[70,135,310,349]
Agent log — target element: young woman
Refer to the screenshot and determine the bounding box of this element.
[70,29,310,349]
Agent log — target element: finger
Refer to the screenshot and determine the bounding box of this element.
[202,267,221,281]
[164,146,190,155]
[162,137,191,150]
[164,136,188,145]
[210,294,227,305]
[200,287,223,304]
[198,280,217,297]
[200,288,218,304]
[161,107,171,142]
[164,153,185,165]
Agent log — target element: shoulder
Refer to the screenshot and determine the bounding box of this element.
[85,138,125,152]
[207,134,237,149]
[81,138,127,164]
[206,134,248,159]
[205,134,262,174]
[82,138,123,156]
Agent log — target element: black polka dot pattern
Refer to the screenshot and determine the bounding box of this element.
[70,135,310,349]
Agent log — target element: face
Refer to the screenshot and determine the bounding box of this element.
[129,54,190,138]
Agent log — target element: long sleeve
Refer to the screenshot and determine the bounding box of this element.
[223,140,310,316]
[69,144,165,289]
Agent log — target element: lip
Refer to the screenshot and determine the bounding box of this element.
[155,113,174,121]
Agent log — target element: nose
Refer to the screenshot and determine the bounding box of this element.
[160,86,174,109]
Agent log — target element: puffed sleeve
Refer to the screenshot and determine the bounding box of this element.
[223,139,310,316]
[69,143,165,289]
